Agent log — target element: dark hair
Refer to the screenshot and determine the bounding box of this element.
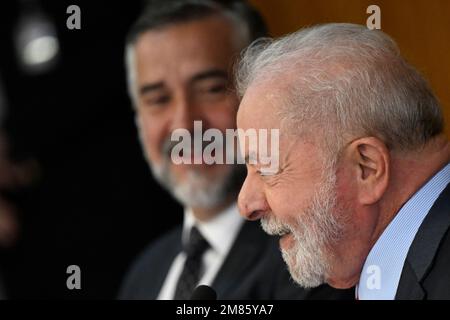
[126,0,268,46]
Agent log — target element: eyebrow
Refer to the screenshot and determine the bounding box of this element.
[139,82,165,96]
[189,69,228,84]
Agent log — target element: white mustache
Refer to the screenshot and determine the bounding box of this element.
[260,215,292,236]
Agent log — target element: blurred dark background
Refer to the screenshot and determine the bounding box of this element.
[0,0,449,300]
[0,0,181,299]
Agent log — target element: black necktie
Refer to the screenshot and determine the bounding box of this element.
[173,226,210,300]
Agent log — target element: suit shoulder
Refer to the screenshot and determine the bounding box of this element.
[423,228,450,298]
[130,225,182,271]
[141,226,182,259]
[118,225,182,299]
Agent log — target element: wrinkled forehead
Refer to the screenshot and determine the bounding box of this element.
[134,15,247,64]
[237,78,290,132]
[131,17,248,93]
[236,73,327,152]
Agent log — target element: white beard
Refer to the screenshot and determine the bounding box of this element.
[140,132,242,209]
[151,161,237,209]
[261,165,345,288]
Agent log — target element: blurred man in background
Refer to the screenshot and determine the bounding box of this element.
[119,0,353,300]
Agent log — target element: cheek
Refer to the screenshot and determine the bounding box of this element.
[264,176,321,223]
[137,113,168,163]
[334,170,362,231]
[335,166,358,205]
[264,184,305,220]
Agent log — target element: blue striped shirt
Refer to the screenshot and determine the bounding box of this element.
[357,162,450,300]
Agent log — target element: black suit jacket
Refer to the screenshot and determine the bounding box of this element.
[396,182,450,299]
[119,220,353,300]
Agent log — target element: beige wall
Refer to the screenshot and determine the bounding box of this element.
[250,0,450,135]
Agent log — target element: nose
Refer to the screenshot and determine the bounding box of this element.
[169,94,200,133]
[238,173,270,221]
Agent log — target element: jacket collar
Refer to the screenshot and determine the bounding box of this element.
[396,182,450,299]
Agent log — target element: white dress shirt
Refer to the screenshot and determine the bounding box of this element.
[157,202,244,300]
[357,162,450,300]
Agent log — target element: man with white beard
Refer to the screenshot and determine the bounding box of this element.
[119,0,353,300]
[237,23,450,300]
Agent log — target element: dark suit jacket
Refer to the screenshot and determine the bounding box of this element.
[119,220,353,300]
[396,182,450,299]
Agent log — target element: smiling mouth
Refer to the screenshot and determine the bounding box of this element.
[261,217,293,237]
[276,222,292,236]
[267,227,291,238]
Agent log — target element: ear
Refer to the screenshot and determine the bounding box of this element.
[347,137,390,205]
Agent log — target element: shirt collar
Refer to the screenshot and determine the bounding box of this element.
[357,162,450,300]
[183,203,244,257]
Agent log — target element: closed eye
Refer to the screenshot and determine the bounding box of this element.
[207,84,227,94]
[257,169,278,177]
[144,94,171,107]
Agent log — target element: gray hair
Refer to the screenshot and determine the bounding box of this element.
[125,0,267,107]
[236,23,444,154]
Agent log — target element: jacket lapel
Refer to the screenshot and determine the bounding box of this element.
[396,182,450,299]
[148,230,182,299]
[395,260,425,300]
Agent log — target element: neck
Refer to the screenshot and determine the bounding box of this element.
[379,135,450,238]
[328,135,450,289]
